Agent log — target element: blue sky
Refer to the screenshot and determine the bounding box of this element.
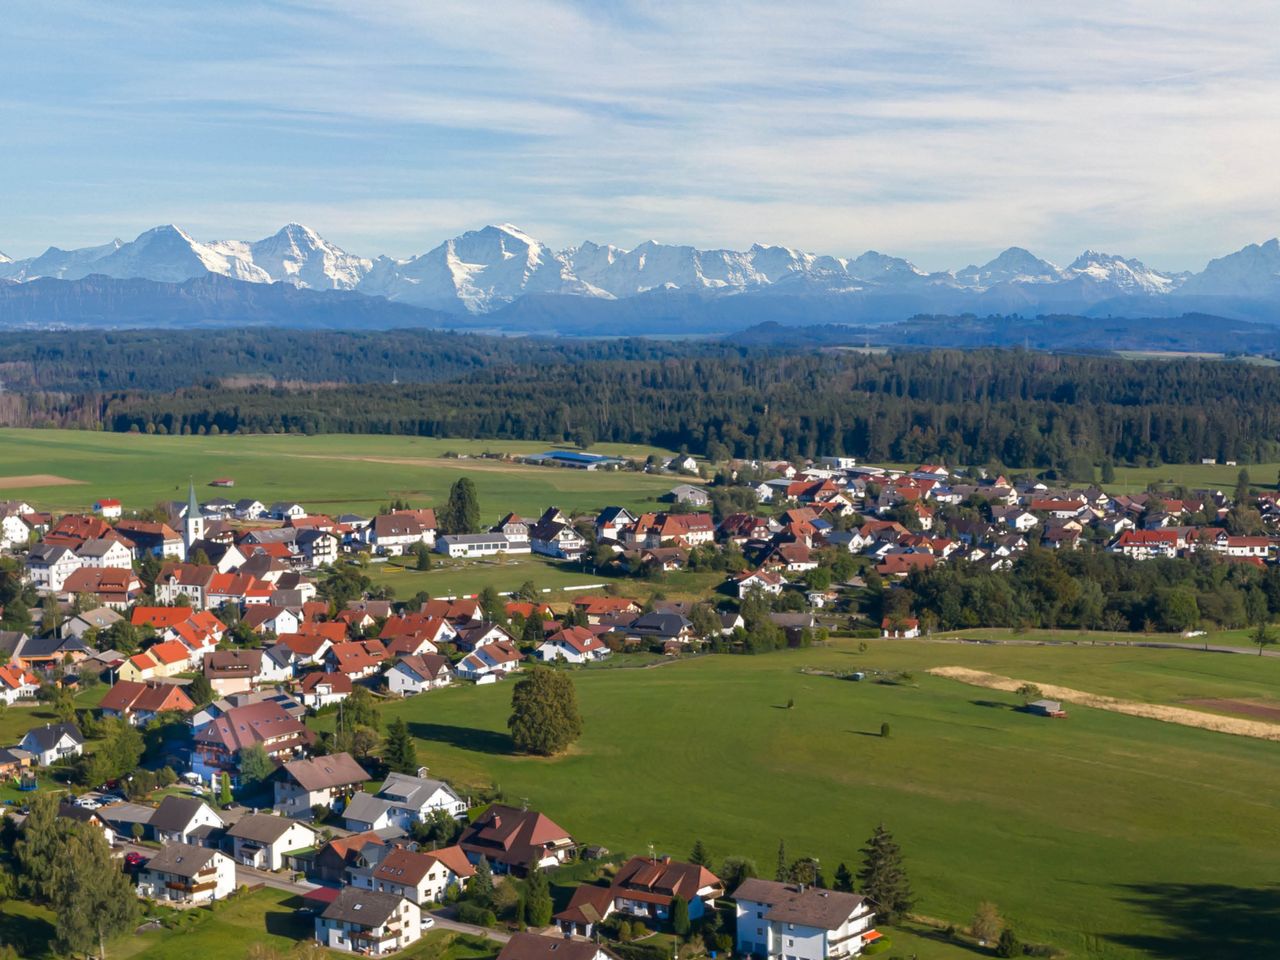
[2,1,1278,270]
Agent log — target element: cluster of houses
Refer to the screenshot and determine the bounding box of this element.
[695,462,1280,603]
[67,759,878,959]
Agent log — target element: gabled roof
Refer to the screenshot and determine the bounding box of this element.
[144,841,223,879]
[459,803,573,868]
[150,795,222,834]
[21,723,83,752]
[99,679,195,715]
[393,653,452,683]
[321,886,404,926]
[499,933,617,960]
[732,879,867,929]
[281,752,370,792]
[227,812,314,845]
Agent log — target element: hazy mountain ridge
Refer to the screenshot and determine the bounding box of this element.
[2,222,1279,329]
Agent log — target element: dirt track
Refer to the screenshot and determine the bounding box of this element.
[0,473,84,489]
[929,666,1280,741]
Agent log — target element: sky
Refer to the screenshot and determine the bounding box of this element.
[2,1,1278,271]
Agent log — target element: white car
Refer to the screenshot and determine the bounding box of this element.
[421,916,436,930]
[75,797,102,810]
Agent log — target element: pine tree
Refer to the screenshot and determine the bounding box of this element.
[775,839,788,882]
[384,717,418,774]
[524,866,553,927]
[470,857,494,908]
[219,772,232,807]
[834,862,853,892]
[52,826,138,958]
[508,668,582,756]
[440,478,481,534]
[671,894,691,936]
[689,839,710,867]
[857,824,913,923]
[14,793,62,899]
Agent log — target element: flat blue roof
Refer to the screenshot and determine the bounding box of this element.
[528,450,622,464]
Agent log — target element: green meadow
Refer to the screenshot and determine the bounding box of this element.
[0,428,682,517]
[366,640,1280,960]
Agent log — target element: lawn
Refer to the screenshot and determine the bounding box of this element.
[0,428,685,517]
[365,639,1280,960]
[368,554,630,600]
[368,555,725,603]
[112,887,313,960]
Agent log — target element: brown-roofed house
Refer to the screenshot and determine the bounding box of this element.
[458,803,575,875]
[274,752,370,817]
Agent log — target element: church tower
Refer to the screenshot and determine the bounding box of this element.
[183,480,204,558]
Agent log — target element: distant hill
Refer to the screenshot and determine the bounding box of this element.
[728,313,1280,357]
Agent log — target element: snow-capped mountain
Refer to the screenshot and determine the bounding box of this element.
[1180,239,1280,297]
[359,224,598,312]
[2,222,1280,322]
[956,247,1061,286]
[1060,251,1183,295]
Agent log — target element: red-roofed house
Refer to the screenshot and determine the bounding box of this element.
[536,626,611,664]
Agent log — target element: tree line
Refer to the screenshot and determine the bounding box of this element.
[7,344,1280,469]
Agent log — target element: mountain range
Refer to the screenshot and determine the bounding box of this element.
[2,223,1279,331]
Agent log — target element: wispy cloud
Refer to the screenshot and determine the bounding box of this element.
[0,1,1277,268]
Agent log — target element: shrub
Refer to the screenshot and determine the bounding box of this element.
[456,902,497,927]
[880,722,891,738]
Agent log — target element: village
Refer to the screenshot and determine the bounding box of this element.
[1,451,1279,960]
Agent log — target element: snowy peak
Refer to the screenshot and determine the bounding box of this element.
[1064,250,1180,294]
[246,223,371,290]
[4,223,1280,315]
[956,246,1061,286]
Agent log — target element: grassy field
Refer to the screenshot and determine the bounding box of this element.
[368,554,726,603]
[368,639,1280,960]
[0,885,504,960]
[1107,460,1280,494]
[0,428,684,517]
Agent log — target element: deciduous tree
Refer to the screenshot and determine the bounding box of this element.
[508,668,582,756]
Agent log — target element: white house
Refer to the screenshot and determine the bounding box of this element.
[0,510,33,550]
[149,795,225,845]
[75,537,135,570]
[270,502,308,521]
[315,888,421,956]
[350,845,475,906]
[344,771,468,833]
[536,626,611,664]
[734,879,879,960]
[19,723,84,767]
[734,568,785,598]
[455,641,523,683]
[26,544,82,593]
[386,654,453,696]
[225,813,317,871]
[138,844,236,903]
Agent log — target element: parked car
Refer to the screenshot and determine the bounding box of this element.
[421,916,435,929]
[124,852,148,870]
